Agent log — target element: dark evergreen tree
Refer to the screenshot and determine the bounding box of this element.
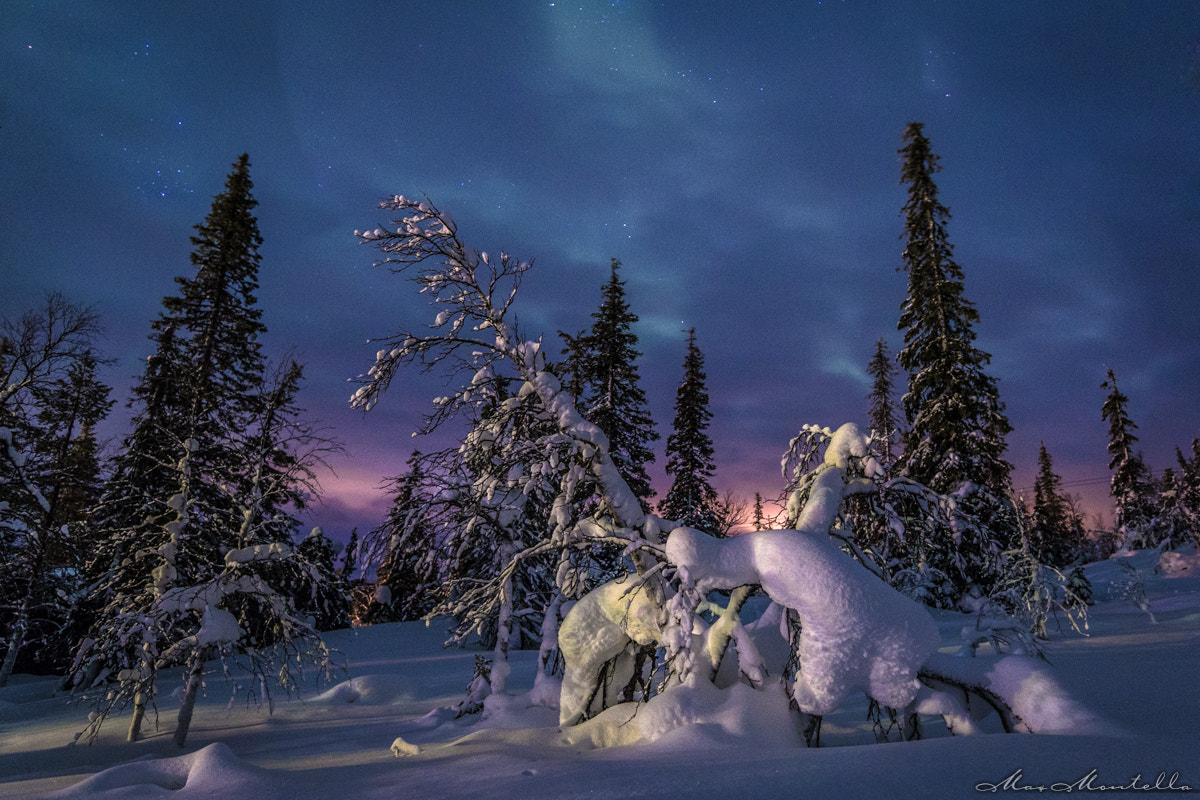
[341,529,359,579]
[363,451,443,624]
[72,156,336,746]
[894,122,1014,599]
[896,122,1013,495]
[573,259,659,512]
[752,492,766,530]
[865,338,901,476]
[1173,440,1200,549]
[290,527,352,632]
[1100,368,1155,548]
[1031,443,1077,568]
[1155,467,1191,550]
[659,329,720,534]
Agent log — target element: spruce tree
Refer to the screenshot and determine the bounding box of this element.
[73,156,334,746]
[894,122,1014,599]
[752,492,766,530]
[865,338,901,476]
[1031,443,1076,568]
[1101,368,1155,547]
[1174,440,1200,549]
[364,451,443,623]
[575,259,659,512]
[659,329,720,534]
[896,123,1012,495]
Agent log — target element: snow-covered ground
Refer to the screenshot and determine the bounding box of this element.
[2,548,1197,800]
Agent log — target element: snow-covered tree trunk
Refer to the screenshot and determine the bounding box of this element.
[0,595,30,688]
[490,543,515,696]
[127,691,147,743]
[173,646,209,748]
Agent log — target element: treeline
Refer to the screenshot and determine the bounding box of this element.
[4,129,1200,741]
[352,123,1200,665]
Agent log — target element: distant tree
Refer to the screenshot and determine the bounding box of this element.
[1031,443,1078,568]
[1100,368,1155,548]
[362,452,443,624]
[865,338,902,476]
[573,259,659,512]
[894,122,1014,598]
[0,296,110,686]
[290,527,351,632]
[341,529,359,579]
[659,328,720,534]
[752,492,767,530]
[1172,440,1200,549]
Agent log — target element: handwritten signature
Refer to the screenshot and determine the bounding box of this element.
[977,768,1193,793]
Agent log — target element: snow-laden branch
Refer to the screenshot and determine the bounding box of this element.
[351,196,669,548]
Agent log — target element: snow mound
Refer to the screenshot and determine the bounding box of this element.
[390,735,421,757]
[55,742,288,799]
[565,673,801,750]
[313,674,413,705]
[920,652,1120,736]
[1158,548,1200,578]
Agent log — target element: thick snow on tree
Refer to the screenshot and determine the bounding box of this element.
[559,424,937,725]
[352,196,672,704]
[666,526,938,716]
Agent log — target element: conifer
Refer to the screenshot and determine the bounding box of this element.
[659,329,720,534]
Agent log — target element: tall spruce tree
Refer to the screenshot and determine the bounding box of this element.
[86,154,269,641]
[74,156,335,746]
[895,122,1013,599]
[574,259,659,512]
[896,123,1012,495]
[659,328,720,534]
[1101,368,1155,547]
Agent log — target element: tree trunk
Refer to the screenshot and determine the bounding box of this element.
[705,584,753,681]
[490,566,514,697]
[127,692,147,742]
[173,648,207,747]
[0,596,30,688]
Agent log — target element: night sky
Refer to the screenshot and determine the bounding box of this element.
[4,2,1199,541]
